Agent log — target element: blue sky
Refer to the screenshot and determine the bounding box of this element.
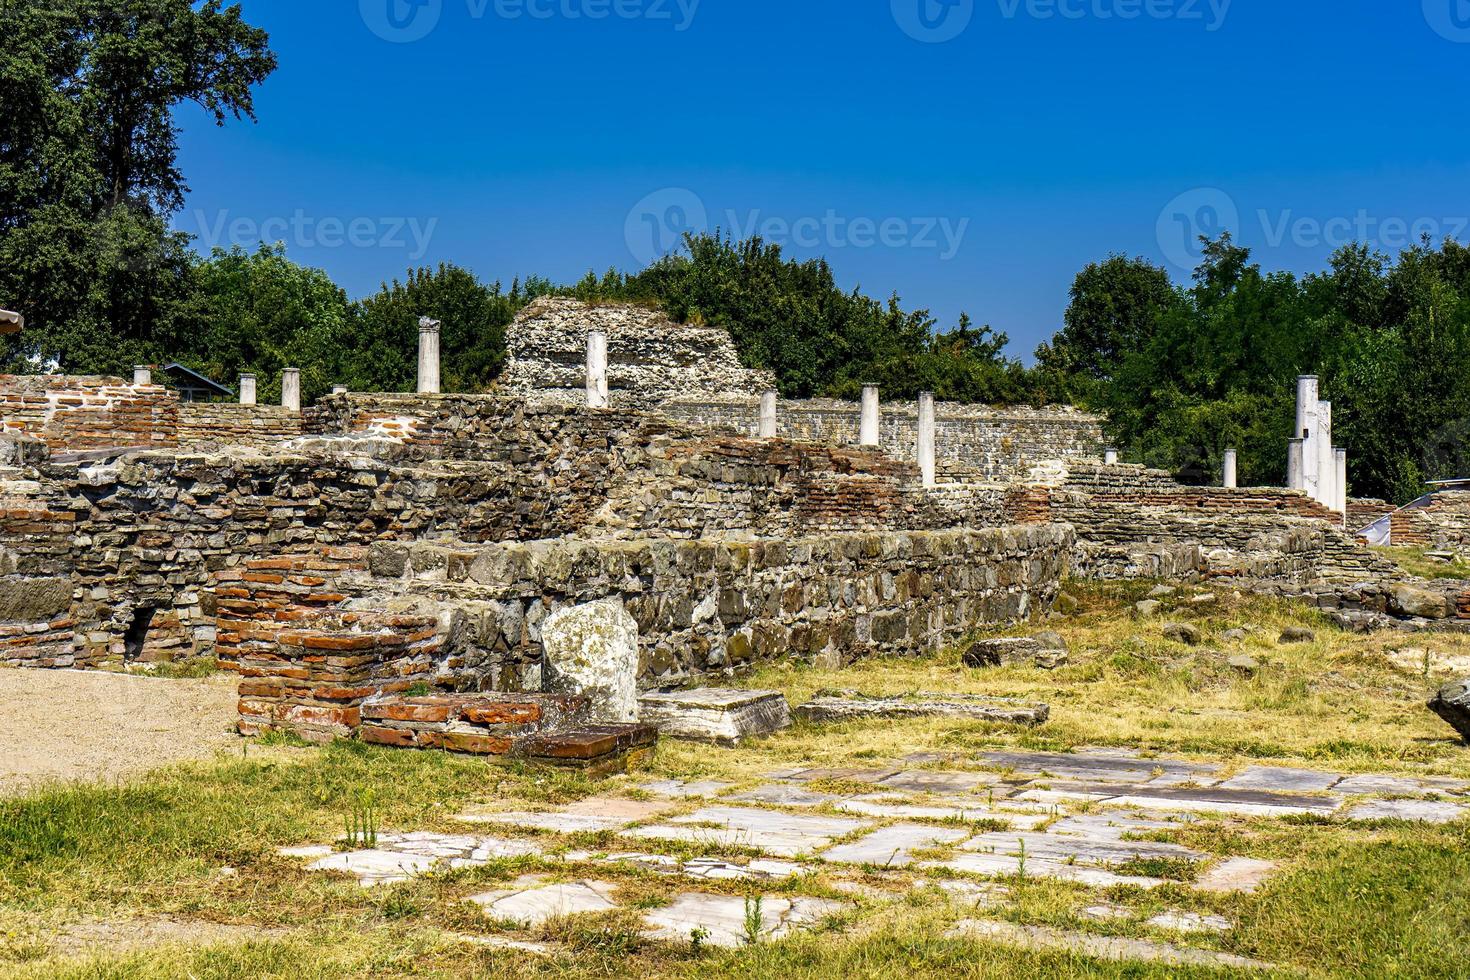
[174,0,1470,358]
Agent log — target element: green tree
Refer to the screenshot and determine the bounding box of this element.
[186,244,350,403]
[347,265,521,394]
[0,0,275,372]
[1034,253,1177,403]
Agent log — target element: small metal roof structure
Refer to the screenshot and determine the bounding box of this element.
[1425,479,1470,490]
[160,362,235,402]
[0,309,22,335]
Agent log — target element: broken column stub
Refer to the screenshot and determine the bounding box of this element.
[541,597,639,723]
[637,688,792,747]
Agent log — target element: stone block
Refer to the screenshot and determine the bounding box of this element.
[1429,679,1470,743]
[794,690,1048,726]
[637,688,791,746]
[962,633,1068,669]
[542,597,639,722]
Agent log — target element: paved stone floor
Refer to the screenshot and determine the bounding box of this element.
[280,747,1469,966]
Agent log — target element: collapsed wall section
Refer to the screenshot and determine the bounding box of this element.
[497,297,777,408]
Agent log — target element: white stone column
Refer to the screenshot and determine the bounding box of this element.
[1287,438,1305,490]
[133,365,151,386]
[917,391,936,488]
[1295,375,1319,495]
[860,385,880,446]
[586,331,609,408]
[417,317,441,394]
[759,390,778,438]
[281,368,301,412]
[1104,448,1119,466]
[1335,448,1348,517]
[1223,449,1238,489]
[1316,400,1335,509]
[239,373,257,406]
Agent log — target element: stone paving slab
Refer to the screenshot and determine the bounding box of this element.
[963,830,1207,867]
[924,852,1169,890]
[1332,774,1470,797]
[565,850,805,882]
[777,768,902,785]
[949,919,1271,970]
[293,833,545,887]
[1147,911,1233,934]
[834,795,1052,829]
[641,893,847,948]
[1047,811,1198,840]
[1217,767,1344,793]
[820,823,969,868]
[636,779,735,799]
[1345,799,1467,824]
[625,806,868,857]
[454,798,671,834]
[728,784,846,807]
[979,750,1219,784]
[306,849,442,887]
[874,770,1002,794]
[469,877,620,926]
[1032,782,1343,817]
[1193,857,1278,894]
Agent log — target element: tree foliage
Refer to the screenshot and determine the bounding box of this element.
[1062,234,1470,503]
[0,0,276,372]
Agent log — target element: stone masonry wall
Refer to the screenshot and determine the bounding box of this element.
[658,395,1105,484]
[362,524,1073,687]
[178,403,304,448]
[0,375,179,453]
[498,297,777,408]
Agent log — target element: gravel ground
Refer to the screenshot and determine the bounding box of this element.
[0,668,241,796]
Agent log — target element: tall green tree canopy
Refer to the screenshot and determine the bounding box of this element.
[0,0,275,372]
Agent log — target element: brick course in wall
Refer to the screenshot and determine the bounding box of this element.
[0,375,178,452]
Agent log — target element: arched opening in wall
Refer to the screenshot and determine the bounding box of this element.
[124,606,157,662]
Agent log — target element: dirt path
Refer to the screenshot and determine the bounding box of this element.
[0,668,241,796]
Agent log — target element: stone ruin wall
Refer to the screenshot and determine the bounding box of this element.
[498,297,777,408]
[177,403,304,448]
[0,391,1072,684]
[213,523,1071,735]
[0,375,179,453]
[1026,463,1404,588]
[659,395,1106,484]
